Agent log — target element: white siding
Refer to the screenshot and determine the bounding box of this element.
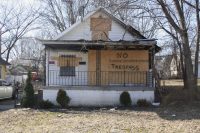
[109,20,135,41]
[59,18,91,40]
[46,49,88,86]
[43,89,154,106]
[59,11,136,41]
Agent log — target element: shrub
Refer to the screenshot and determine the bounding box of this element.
[21,71,35,108]
[38,100,54,109]
[137,99,150,107]
[120,91,132,106]
[56,89,70,108]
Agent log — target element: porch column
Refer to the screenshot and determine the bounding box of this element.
[96,50,101,86]
[151,46,155,87]
[148,46,155,87]
[46,47,50,86]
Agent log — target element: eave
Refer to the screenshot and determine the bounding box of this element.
[41,39,161,53]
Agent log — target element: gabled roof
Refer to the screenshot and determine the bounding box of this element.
[55,7,146,40]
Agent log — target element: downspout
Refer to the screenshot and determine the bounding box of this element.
[152,45,155,88]
[149,45,156,88]
[47,46,50,86]
[44,46,47,86]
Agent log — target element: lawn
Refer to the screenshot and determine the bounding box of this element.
[0,105,200,133]
[160,79,200,86]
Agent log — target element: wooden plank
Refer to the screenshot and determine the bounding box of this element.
[88,50,97,85]
[88,50,149,86]
[90,18,112,31]
[91,31,109,41]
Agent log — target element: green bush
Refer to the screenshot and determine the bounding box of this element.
[120,91,132,106]
[38,100,54,109]
[21,71,35,108]
[56,89,70,108]
[137,99,150,107]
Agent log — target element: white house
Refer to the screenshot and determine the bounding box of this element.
[41,8,160,106]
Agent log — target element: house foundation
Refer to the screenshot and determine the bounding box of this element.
[43,86,154,106]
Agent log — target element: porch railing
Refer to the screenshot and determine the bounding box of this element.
[47,71,153,87]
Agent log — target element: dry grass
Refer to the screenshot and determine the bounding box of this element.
[161,89,200,105]
[160,79,200,87]
[1,106,200,133]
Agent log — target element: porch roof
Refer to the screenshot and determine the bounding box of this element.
[41,39,161,52]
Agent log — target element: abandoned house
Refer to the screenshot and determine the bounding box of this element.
[41,8,160,106]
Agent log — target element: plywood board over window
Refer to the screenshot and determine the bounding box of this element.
[58,55,82,67]
[92,31,109,41]
[88,50,149,85]
[90,18,112,31]
[90,18,112,41]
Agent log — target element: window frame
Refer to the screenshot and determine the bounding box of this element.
[59,54,76,77]
[60,66,75,76]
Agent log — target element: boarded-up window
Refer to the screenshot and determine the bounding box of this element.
[92,31,108,40]
[59,55,76,76]
[90,18,112,31]
[90,18,112,41]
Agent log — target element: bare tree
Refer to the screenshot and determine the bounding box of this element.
[0,2,39,61]
[145,0,200,94]
[192,0,200,85]
[38,0,90,38]
[20,38,44,75]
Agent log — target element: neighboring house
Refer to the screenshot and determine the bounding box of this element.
[9,65,28,75]
[156,54,200,79]
[6,65,28,83]
[155,55,181,79]
[10,38,44,74]
[0,57,10,80]
[41,8,160,106]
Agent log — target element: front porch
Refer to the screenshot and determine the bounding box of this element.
[44,40,159,89]
[47,70,153,87]
[42,40,159,106]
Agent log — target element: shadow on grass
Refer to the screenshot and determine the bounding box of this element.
[1,99,200,121]
[33,102,200,121]
[156,102,200,120]
[34,106,158,119]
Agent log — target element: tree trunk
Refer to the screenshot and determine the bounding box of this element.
[6,48,11,62]
[194,0,200,86]
[181,32,196,90]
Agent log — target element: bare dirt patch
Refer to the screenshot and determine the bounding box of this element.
[0,106,200,133]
